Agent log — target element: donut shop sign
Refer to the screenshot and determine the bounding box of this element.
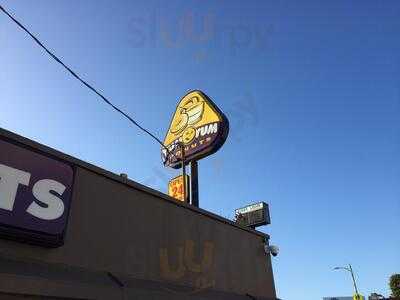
[0,137,74,247]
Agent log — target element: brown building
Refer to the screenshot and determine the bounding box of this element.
[0,127,277,300]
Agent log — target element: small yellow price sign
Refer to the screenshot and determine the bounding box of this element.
[168,175,190,202]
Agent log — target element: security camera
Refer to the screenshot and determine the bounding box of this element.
[264,245,279,257]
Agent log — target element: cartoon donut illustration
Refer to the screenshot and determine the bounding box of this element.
[182,127,196,144]
[170,96,204,134]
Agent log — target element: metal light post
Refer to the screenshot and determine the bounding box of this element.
[333,264,360,297]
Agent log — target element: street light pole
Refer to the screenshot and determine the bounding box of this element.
[348,264,359,296]
[333,264,360,298]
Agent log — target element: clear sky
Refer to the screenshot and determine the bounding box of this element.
[1,1,399,299]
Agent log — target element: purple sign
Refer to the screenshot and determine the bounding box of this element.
[0,138,74,247]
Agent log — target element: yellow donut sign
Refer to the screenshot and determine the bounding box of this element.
[162,90,229,168]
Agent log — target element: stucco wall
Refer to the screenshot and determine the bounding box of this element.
[0,127,276,299]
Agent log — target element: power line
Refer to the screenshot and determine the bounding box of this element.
[0,4,174,159]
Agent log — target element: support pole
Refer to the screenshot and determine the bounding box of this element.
[180,143,188,204]
[190,161,199,207]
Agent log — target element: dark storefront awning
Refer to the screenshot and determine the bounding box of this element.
[0,256,278,300]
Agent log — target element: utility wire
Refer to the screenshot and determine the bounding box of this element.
[0,4,175,159]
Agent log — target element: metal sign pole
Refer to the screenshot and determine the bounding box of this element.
[190,161,199,207]
[180,143,188,204]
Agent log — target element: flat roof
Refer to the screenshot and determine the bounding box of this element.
[0,127,269,239]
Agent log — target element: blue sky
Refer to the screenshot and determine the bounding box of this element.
[0,1,399,299]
